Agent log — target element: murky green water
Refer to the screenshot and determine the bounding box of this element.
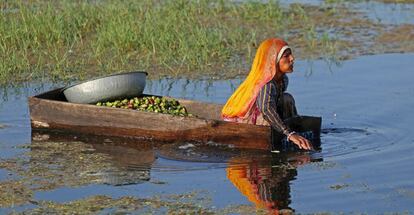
[1,53,414,213]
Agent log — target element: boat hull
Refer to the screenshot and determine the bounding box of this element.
[29,88,321,151]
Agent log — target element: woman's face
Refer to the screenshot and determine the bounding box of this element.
[277,48,295,73]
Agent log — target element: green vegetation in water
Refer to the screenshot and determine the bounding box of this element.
[330,183,350,190]
[0,140,269,214]
[97,96,193,117]
[1,0,343,85]
[22,193,213,214]
[0,180,33,208]
[1,142,117,191]
[20,192,274,214]
[0,140,149,208]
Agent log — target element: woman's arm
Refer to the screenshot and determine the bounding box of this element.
[257,81,313,150]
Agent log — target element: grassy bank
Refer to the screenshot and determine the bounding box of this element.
[1,0,342,84]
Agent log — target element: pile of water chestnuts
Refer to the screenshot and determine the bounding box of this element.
[96,96,193,117]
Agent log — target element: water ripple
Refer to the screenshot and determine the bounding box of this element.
[319,123,398,160]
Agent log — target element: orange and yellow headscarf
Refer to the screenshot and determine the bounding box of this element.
[221,38,290,120]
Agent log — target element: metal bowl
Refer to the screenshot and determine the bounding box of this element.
[63,71,147,104]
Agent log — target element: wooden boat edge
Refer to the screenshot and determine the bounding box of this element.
[28,88,321,151]
[28,89,273,150]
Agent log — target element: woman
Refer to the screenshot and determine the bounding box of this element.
[221,38,313,150]
[226,153,311,213]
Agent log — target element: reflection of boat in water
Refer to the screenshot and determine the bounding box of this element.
[31,131,156,186]
[87,142,155,186]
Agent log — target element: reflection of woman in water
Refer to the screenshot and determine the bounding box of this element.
[226,154,312,213]
[221,38,312,150]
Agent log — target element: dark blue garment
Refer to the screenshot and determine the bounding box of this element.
[256,75,292,136]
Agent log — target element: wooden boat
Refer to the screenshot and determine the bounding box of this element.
[28,88,321,151]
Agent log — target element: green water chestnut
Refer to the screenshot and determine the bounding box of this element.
[96,96,194,117]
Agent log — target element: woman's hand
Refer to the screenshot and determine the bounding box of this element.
[288,133,314,150]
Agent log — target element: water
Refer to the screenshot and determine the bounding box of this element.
[1,52,413,213]
[350,1,414,25]
[282,0,414,25]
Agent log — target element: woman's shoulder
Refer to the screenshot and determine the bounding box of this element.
[260,75,288,92]
[261,79,277,91]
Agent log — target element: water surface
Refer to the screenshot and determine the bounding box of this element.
[1,53,414,213]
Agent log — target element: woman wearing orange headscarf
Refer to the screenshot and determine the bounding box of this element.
[221,38,312,150]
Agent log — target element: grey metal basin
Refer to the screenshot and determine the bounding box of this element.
[63,71,147,104]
